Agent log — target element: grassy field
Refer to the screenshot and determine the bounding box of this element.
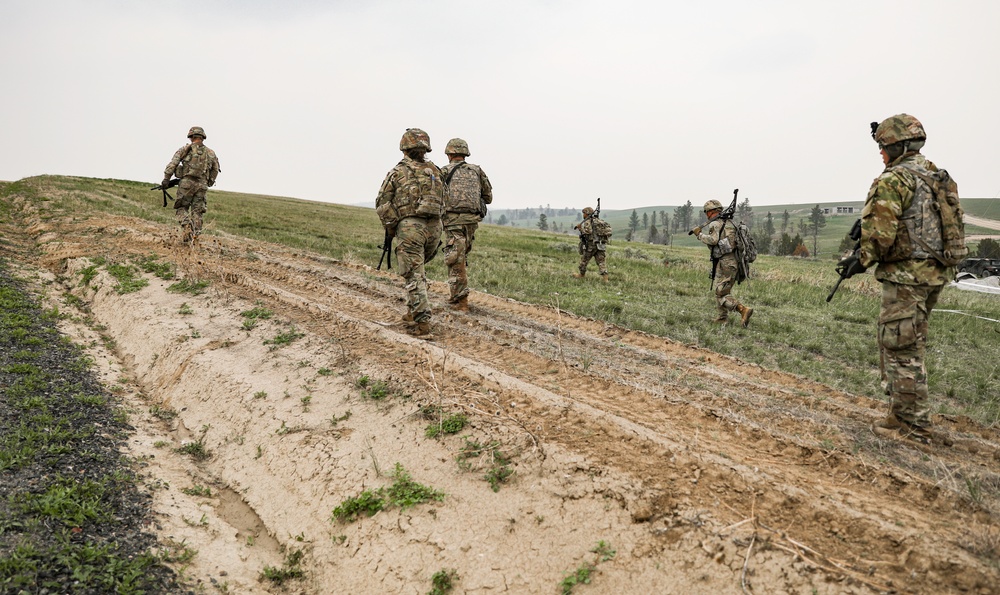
[5,175,1000,426]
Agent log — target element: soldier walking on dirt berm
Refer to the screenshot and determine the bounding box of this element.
[161,126,220,244]
[375,128,446,338]
[440,138,493,311]
[836,114,964,446]
[692,200,753,327]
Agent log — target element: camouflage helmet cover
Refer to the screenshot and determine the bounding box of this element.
[399,128,432,152]
[874,114,925,146]
[703,199,723,213]
[445,138,470,156]
[187,126,206,139]
[582,207,595,217]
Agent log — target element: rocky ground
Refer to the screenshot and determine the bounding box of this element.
[1,181,999,594]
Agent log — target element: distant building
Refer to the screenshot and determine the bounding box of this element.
[821,206,857,215]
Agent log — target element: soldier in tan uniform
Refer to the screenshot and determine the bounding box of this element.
[692,200,753,327]
[440,138,492,311]
[837,114,964,445]
[375,128,445,337]
[162,126,220,243]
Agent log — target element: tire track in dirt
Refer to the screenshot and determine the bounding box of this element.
[6,197,1000,593]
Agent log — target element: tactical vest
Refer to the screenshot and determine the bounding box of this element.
[378,159,445,223]
[883,163,966,266]
[177,144,212,180]
[709,219,736,259]
[443,163,483,215]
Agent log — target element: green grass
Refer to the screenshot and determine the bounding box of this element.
[0,259,174,592]
[5,175,999,425]
[166,278,210,295]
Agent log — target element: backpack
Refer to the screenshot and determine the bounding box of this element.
[593,217,613,239]
[892,164,967,267]
[732,220,756,283]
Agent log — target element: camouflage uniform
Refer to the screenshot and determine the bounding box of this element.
[574,209,610,278]
[163,126,220,242]
[860,150,955,432]
[696,216,751,324]
[440,139,493,308]
[375,129,445,331]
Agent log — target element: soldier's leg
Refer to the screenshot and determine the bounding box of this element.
[174,207,194,242]
[465,223,478,261]
[878,282,932,429]
[595,250,608,276]
[395,218,432,324]
[714,259,739,321]
[190,194,207,237]
[577,249,591,277]
[443,226,470,303]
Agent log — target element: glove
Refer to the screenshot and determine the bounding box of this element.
[836,253,868,279]
[208,180,215,187]
[690,226,703,236]
[160,177,171,189]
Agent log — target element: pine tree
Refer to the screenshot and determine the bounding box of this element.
[807,205,826,257]
[629,210,640,233]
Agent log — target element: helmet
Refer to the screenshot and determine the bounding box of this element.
[187,126,206,139]
[582,207,595,217]
[873,114,925,146]
[703,200,723,213]
[399,128,432,152]
[445,138,470,156]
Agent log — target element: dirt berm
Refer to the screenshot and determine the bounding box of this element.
[2,184,999,594]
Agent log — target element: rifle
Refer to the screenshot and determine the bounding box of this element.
[150,178,180,207]
[826,218,863,302]
[590,197,602,248]
[377,229,393,271]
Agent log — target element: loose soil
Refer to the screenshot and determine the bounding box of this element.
[2,184,999,594]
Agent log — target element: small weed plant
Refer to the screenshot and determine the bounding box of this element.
[428,568,459,595]
[560,541,617,594]
[260,548,305,586]
[264,326,305,349]
[331,463,444,523]
[240,303,273,330]
[458,437,514,492]
[425,413,468,439]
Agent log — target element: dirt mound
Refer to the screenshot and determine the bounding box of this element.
[2,188,998,594]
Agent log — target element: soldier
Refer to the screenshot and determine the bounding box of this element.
[375,128,445,337]
[573,206,612,281]
[837,114,962,445]
[162,126,220,243]
[440,138,493,311]
[691,200,753,326]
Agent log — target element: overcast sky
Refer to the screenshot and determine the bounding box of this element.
[2,0,998,210]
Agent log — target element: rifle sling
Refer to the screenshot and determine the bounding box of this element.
[444,162,466,185]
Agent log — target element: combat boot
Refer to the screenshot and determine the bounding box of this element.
[737,304,754,328]
[713,315,728,325]
[411,321,432,338]
[401,312,415,324]
[573,272,586,279]
[451,296,469,311]
[600,273,609,283]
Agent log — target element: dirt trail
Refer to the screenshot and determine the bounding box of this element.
[2,188,999,594]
